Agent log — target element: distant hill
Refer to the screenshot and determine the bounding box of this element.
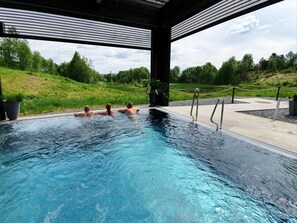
[253,72,297,87]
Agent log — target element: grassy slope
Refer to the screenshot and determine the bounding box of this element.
[0,68,150,115]
[171,72,297,98]
[1,67,296,115]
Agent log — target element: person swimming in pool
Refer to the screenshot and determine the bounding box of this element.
[118,102,140,115]
[74,106,97,117]
[97,103,116,116]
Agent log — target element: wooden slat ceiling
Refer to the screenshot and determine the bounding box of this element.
[0,0,283,49]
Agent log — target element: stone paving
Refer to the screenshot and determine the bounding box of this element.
[160,98,297,156]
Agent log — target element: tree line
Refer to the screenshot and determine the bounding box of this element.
[0,36,105,83]
[171,52,297,85]
[0,35,296,85]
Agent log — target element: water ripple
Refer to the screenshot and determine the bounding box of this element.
[0,109,296,222]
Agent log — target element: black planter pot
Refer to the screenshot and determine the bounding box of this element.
[289,100,297,116]
[149,93,168,106]
[4,101,20,120]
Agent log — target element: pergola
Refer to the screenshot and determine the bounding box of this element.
[0,0,283,106]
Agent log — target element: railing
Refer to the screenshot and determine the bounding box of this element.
[190,88,200,122]
[231,86,281,102]
[199,86,281,103]
[210,98,225,131]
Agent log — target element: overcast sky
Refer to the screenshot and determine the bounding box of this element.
[28,0,297,74]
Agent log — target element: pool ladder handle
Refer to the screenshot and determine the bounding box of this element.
[210,98,225,131]
[190,88,200,122]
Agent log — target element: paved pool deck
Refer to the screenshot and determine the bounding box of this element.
[159,98,297,155]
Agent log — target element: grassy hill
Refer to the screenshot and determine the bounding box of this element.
[0,67,151,115]
[0,67,296,116]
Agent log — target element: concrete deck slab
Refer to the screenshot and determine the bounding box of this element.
[160,98,297,154]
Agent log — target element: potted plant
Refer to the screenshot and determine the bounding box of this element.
[289,93,297,116]
[148,79,169,106]
[1,93,24,120]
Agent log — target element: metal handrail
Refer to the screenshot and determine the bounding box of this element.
[210,98,224,131]
[190,88,200,122]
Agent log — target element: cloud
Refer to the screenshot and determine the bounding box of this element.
[77,45,97,50]
[256,24,272,31]
[103,50,130,59]
[275,19,286,25]
[227,15,260,36]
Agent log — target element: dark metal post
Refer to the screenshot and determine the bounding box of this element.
[151,26,171,106]
[0,22,4,35]
[231,87,235,103]
[0,78,6,120]
[276,86,280,101]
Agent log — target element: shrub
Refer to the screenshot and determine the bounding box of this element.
[1,93,24,102]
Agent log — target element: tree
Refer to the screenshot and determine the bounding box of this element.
[105,72,116,82]
[241,54,254,72]
[0,38,19,69]
[47,58,56,74]
[179,67,201,83]
[268,53,278,73]
[256,57,268,71]
[216,57,237,84]
[133,67,149,82]
[285,51,297,70]
[57,62,69,76]
[67,51,85,81]
[179,68,190,83]
[114,67,149,84]
[17,39,32,70]
[276,54,286,70]
[32,51,43,72]
[233,54,254,83]
[66,51,103,83]
[0,26,32,70]
[200,62,217,84]
[170,66,180,83]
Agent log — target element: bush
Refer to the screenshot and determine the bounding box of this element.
[1,93,24,102]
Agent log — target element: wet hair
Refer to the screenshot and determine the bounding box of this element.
[106,103,112,115]
[84,106,90,112]
[127,102,133,109]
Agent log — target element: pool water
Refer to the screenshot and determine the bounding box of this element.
[0,109,296,222]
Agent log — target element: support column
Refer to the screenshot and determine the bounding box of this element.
[0,22,5,36]
[0,78,6,120]
[150,26,171,106]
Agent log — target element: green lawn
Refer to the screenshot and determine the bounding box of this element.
[1,67,296,115]
[170,82,296,99]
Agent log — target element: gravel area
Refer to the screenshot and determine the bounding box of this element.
[169,97,297,125]
[239,108,297,125]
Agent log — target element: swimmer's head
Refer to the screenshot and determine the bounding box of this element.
[84,106,90,112]
[127,102,133,109]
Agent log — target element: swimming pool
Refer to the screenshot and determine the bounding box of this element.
[0,109,296,222]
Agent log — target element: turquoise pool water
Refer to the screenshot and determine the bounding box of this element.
[0,109,296,222]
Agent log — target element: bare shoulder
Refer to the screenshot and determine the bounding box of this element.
[133,107,140,112]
